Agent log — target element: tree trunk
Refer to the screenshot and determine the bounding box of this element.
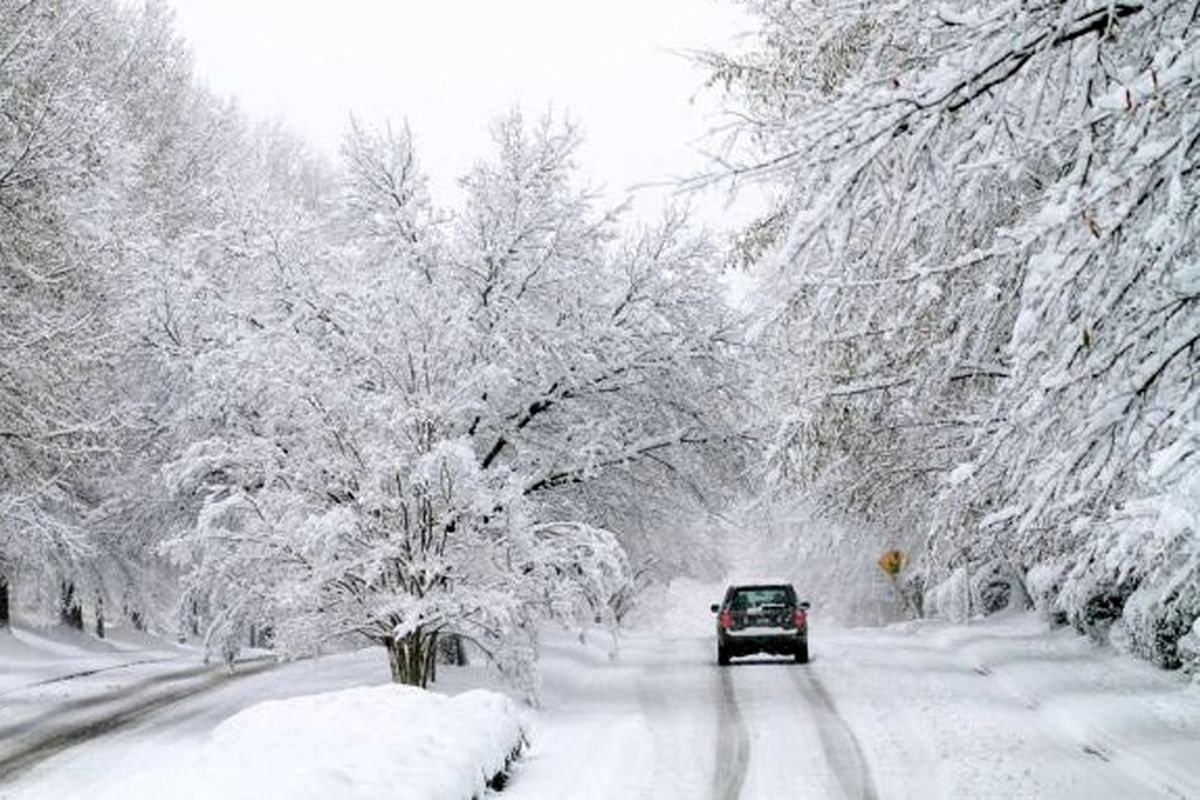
[60,581,83,630]
[438,633,467,666]
[384,628,436,687]
[95,592,105,638]
[426,632,439,684]
[247,623,273,649]
[0,574,9,629]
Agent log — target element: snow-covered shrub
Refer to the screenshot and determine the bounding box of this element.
[923,560,1033,622]
[926,567,971,623]
[970,561,1029,615]
[900,572,925,619]
[1054,463,1200,667]
[1179,618,1200,674]
[1111,480,1200,669]
[1059,569,1140,645]
[1025,560,1070,624]
[1120,579,1200,670]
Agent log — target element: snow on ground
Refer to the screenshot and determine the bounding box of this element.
[502,628,713,800]
[1,625,210,777]
[99,685,524,800]
[505,580,1200,799]
[4,588,1200,799]
[807,612,1200,798]
[0,625,193,693]
[1,630,513,800]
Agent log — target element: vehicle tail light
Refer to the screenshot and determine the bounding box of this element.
[793,608,807,629]
[719,609,733,630]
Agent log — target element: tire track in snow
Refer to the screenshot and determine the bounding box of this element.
[0,661,218,743]
[790,666,878,800]
[0,656,187,699]
[0,660,276,784]
[711,667,748,800]
[631,636,716,800]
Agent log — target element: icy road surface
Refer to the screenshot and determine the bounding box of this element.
[3,612,1200,799]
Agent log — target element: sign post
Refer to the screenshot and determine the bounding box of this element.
[877,549,920,618]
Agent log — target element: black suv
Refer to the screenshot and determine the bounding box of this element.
[711,583,809,665]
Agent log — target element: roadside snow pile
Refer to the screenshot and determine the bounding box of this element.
[103,685,526,800]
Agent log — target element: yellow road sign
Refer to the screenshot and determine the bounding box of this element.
[878,549,906,578]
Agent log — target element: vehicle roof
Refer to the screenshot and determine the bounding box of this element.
[726,583,796,590]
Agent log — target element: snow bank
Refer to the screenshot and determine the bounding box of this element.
[102,685,526,800]
[818,613,1200,797]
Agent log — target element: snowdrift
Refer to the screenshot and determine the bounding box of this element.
[102,685,526,800]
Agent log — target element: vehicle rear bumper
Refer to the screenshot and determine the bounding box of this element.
[719,630,806,655]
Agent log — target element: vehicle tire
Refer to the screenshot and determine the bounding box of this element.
[794,642,809,664]
[718,645,731,666]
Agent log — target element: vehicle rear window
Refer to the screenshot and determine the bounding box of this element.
[730,586,794,608]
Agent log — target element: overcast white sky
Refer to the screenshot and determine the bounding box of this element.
[167,0,760,226]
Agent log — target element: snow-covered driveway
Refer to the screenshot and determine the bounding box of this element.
[507,616,1200,799]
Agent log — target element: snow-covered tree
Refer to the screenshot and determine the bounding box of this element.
[0,0,163,625]
[706,0,1199,658]
[0,0,334,634]
[167,114,744,688]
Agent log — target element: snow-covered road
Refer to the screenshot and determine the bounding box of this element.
[4,611,1200,799]
[507,616,1200,799]
[499,631,886,799]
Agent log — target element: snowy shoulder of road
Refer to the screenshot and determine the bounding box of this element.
[815,613,1200,798]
